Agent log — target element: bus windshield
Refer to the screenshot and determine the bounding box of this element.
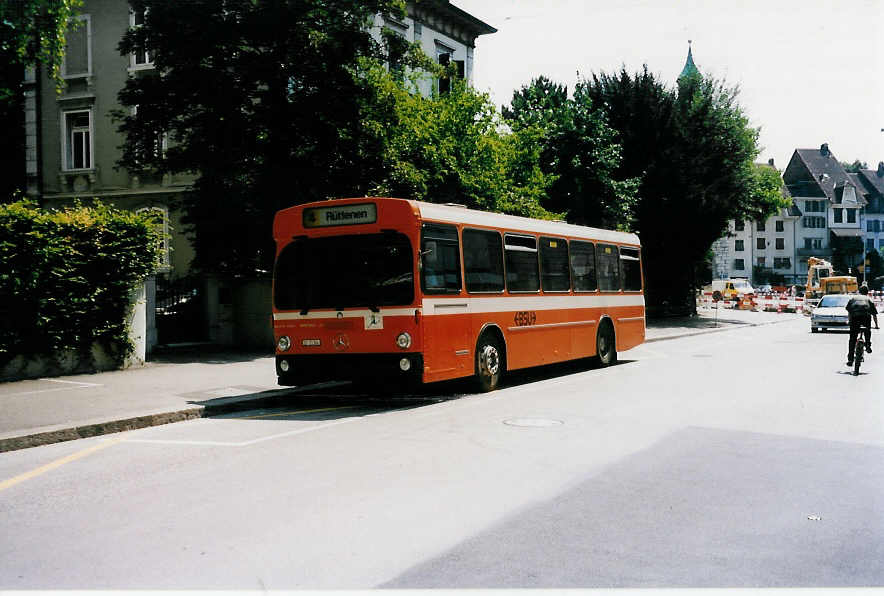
[274,233,414,311]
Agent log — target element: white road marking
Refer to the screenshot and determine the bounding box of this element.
[3,378,102,397]
[123,417,360,447]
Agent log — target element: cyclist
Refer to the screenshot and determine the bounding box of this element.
[846,284,879,367]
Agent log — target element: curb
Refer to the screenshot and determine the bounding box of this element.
[0,317,802,453]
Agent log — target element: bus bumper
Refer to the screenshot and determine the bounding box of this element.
[276,353,424,387]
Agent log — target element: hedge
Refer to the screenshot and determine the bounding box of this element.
[0,200,161,371]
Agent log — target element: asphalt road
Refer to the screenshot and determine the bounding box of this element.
[1,318,882,589]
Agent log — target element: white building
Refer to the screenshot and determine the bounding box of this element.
[372,2,496,97]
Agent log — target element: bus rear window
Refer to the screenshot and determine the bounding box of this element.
[274,233,414,311]
[620,247,642,291]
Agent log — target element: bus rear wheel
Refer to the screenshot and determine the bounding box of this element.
[475,334,504,392]
[596,320,616,367]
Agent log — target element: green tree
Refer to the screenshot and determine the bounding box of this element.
[115,0,422,274]
[1,0,82,200]
[366,68,555,219]
[841,159,869,173]
[580,67,772,314]
[503,76,640,230]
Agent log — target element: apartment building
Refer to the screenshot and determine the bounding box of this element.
[713,144,877,286]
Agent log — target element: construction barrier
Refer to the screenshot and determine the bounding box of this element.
[697,290,884,314]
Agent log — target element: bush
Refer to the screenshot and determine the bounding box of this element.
[0,200,161,369]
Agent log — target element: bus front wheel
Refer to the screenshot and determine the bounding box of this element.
[475,334,504,392]
[596,320,617,367]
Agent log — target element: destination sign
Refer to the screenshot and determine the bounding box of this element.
[303,203,377,228]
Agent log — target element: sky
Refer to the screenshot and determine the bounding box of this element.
[453,0,884,171]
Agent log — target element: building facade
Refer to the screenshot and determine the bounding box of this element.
[713,144,880,287]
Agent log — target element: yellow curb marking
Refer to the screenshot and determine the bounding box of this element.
[0,438,122,493]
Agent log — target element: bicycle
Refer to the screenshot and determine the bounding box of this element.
[853,323,874,376]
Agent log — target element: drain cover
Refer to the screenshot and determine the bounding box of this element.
[503,418,563,427]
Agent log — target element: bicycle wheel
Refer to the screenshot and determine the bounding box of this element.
[854,339,864,376]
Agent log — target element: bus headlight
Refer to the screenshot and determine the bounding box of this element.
[395,332,412,349]
[279,359,290,372]
[399,357,411,371]
[277,335,292,352]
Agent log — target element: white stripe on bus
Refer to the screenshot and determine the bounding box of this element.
[273,294,644,321]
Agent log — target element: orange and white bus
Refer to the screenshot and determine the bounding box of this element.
[272,197,644,391]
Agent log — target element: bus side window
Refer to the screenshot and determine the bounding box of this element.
[597,244,621,292]
[421,223,462,294]
[540,236,570,292]
[463,229,504,292]
[504,234,539,292]
[620,246,642,291]
[570,241,597,292]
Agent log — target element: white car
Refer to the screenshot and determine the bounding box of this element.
[810,294,851,333]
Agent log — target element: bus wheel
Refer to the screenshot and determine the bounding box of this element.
[596,320,617,367]
[475,334,504,392]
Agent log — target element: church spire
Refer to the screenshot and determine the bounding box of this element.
[678,40,700,81]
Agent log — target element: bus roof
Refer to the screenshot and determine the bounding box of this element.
[414,201,640,245]
[275,197,641,246]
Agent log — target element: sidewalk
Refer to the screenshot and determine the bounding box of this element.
[0,308,804,452]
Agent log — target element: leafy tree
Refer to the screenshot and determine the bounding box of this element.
[365,67,555,218]
[580,66,773,314]
[0,0,82,200]
[841,159,869,173]
[116,0,423,274]
[503,76,640,230]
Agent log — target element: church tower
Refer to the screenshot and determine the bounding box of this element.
[678,40,700,82]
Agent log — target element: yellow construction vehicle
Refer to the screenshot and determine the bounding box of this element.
[805,257,858,298]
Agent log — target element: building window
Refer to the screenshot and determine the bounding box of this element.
[62,110,92,170]
[136,206,171,272]
[804,238,812,250]
[756,237,765,250]
[775,237,784,250]
[757,221,766,232]
[129,7,152,69]
[734,258,744,270]
[774,257,792,269]
[734,221,744,232]
[805,200,824,213]
[847,209,856,224]
[62,15,91,78]
[436,42,464,95]
[775,220,784,232]
[869,220,875,232]
[813,238,823,249]
[833,208,843,223]
[869,239,876,251]
[756,257,765,267]
[804,216,825,228]
[734,239,744,251]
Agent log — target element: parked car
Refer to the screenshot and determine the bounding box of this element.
[757,284,773,293]
[810,294,851,333]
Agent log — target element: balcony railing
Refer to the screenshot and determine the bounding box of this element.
[796,247,831,257]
